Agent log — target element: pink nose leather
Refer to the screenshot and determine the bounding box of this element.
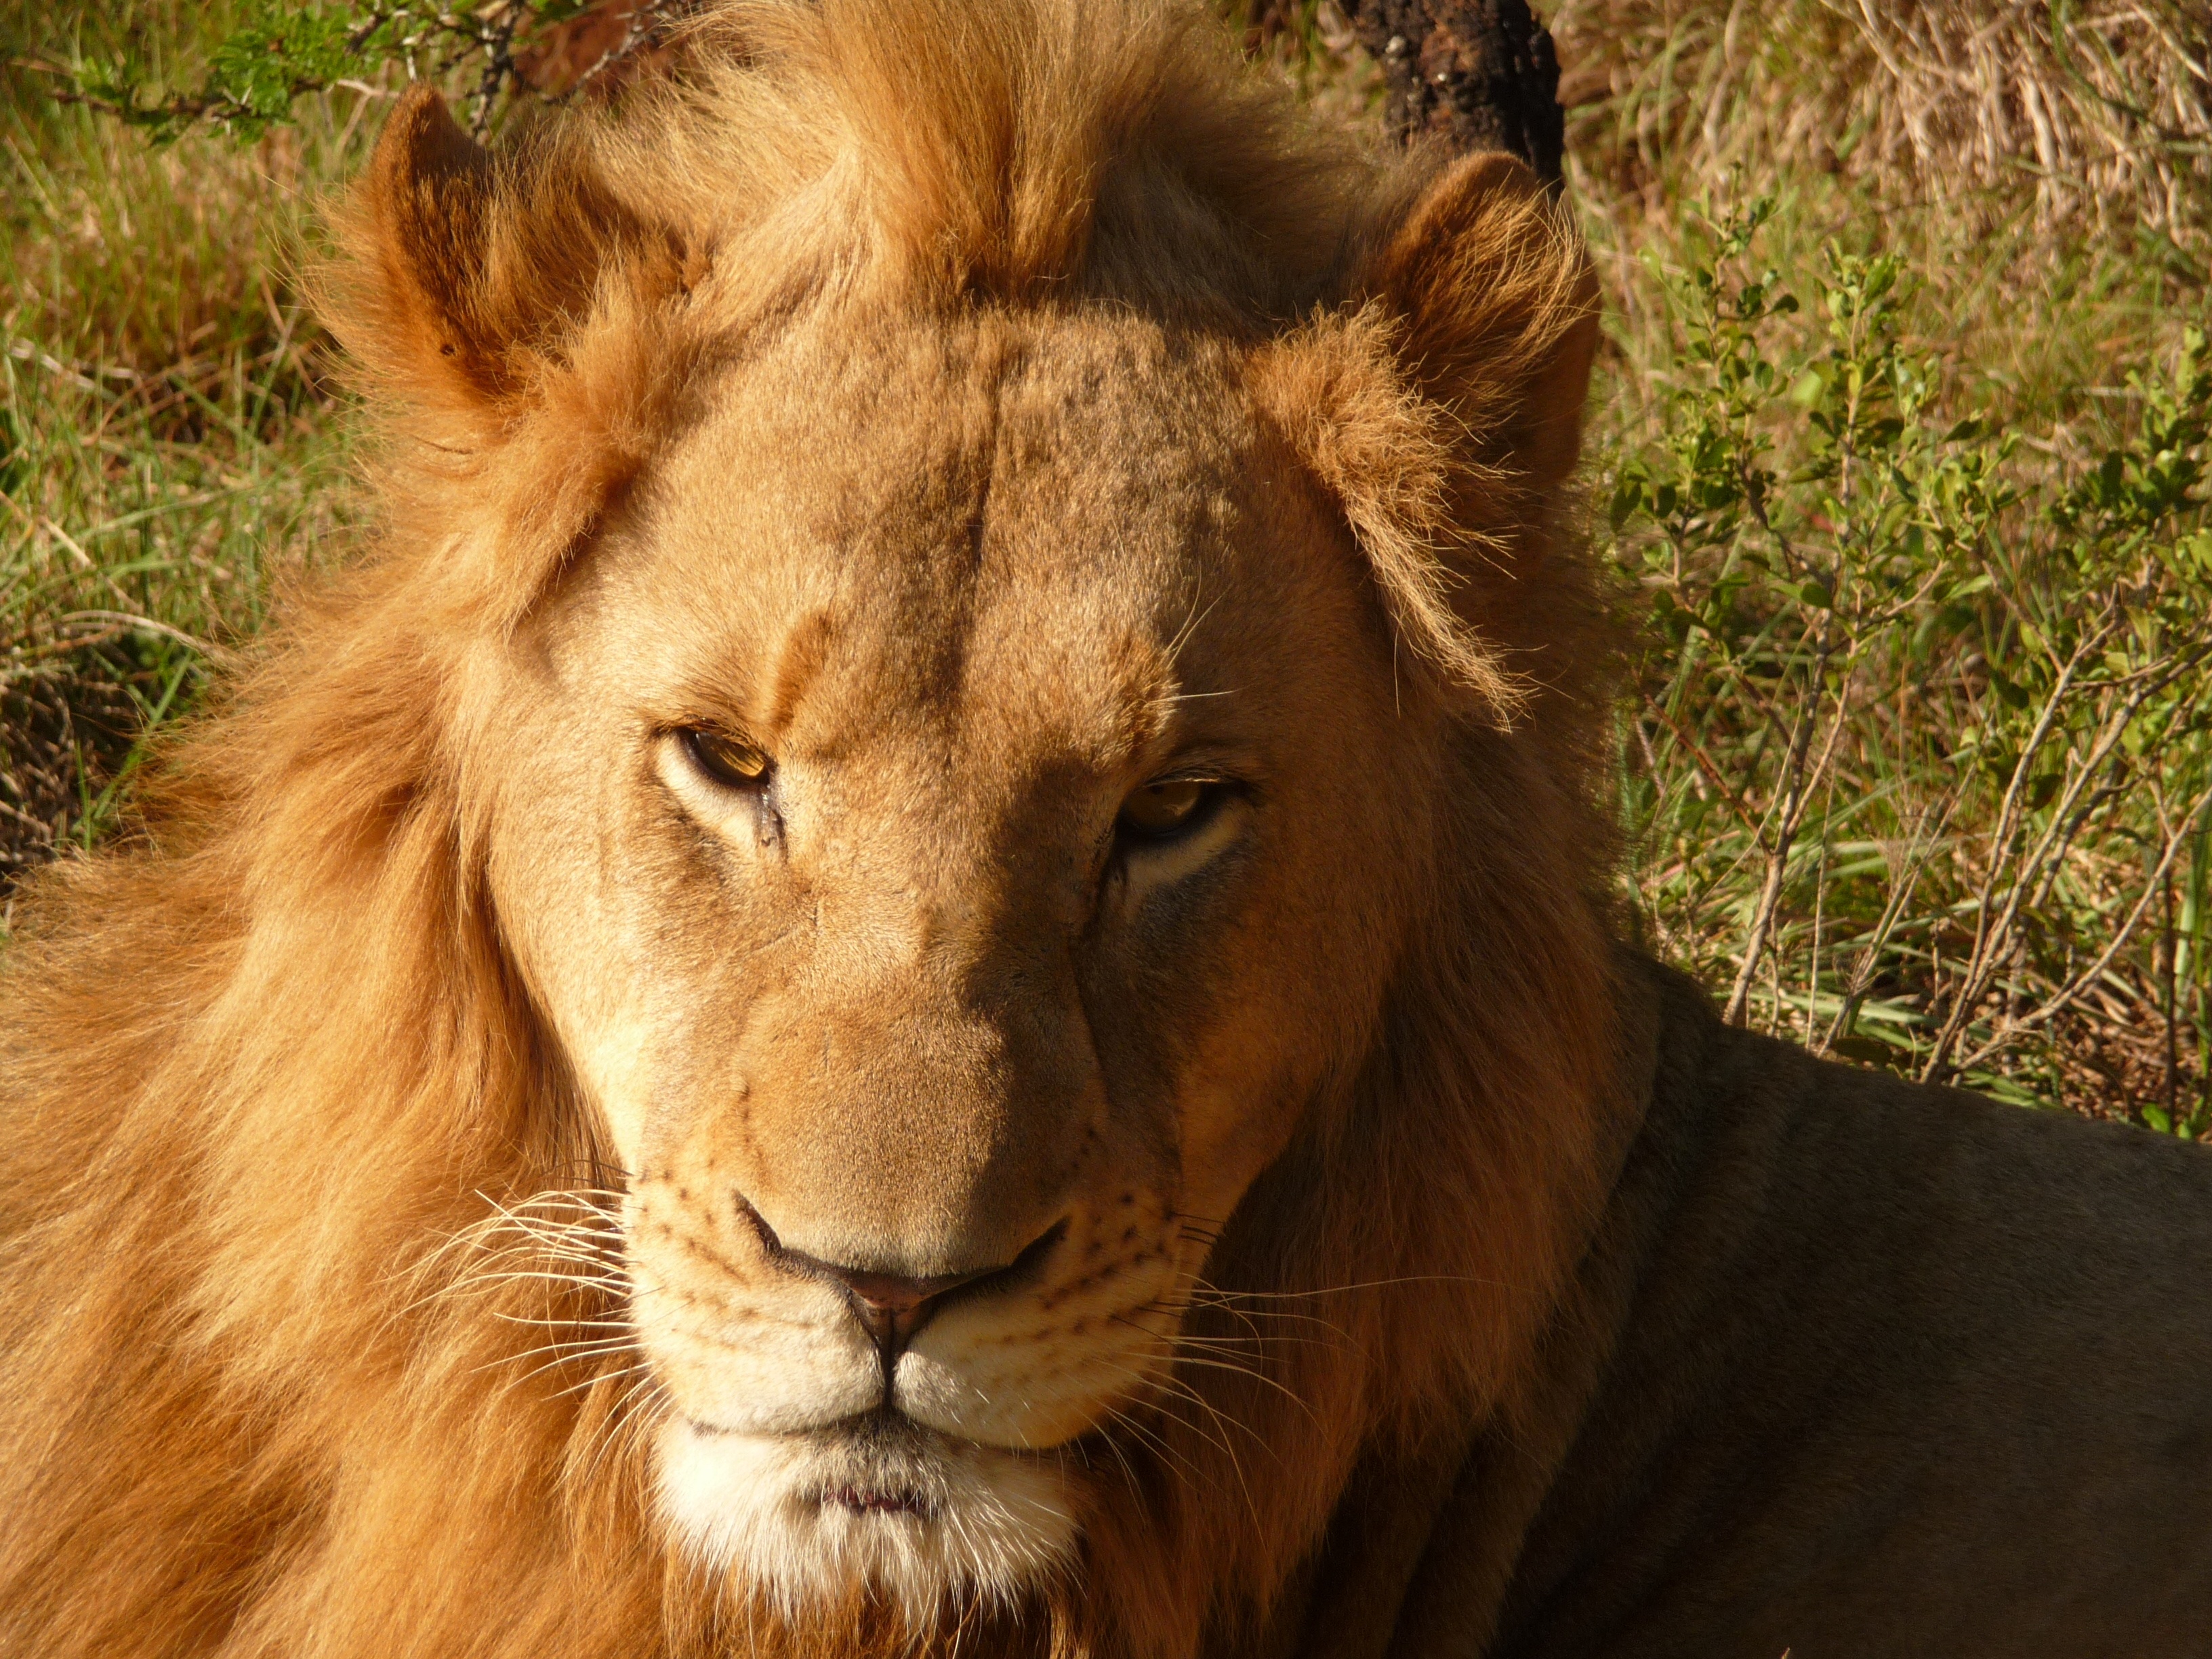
[738,1198,1067,1368]
[811,1261,999,1351]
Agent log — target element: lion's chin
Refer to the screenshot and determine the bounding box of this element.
[655,1415,1080,1616]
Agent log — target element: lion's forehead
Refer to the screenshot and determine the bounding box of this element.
[678,309,1249,523]
[594,308,1311,771]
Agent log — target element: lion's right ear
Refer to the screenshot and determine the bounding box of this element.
[333,85,697,428]
[327,87,710,624]
[350,86,505,411]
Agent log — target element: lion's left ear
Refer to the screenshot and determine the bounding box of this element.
[1361,152,1599,495]
[1254,153,1599,710]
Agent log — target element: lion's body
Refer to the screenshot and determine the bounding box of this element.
[1288,960,2212,1658]
[2,3,2209,1656]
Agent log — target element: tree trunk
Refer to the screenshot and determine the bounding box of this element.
[1345,0,1565,185]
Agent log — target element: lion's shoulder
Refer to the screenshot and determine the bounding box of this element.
[1427,958,2212,1656]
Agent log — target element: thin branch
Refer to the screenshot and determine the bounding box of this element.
[1723,628,1849,1025]
[1950,779,2212,1075]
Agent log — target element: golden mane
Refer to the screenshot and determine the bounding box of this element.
[0,4,1623,1656]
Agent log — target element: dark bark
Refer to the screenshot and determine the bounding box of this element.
[1345,0,1565,184]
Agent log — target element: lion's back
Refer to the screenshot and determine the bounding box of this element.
[1482,963,2212,1658]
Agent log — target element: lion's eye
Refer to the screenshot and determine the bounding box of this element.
[684,729,772,788]
[1118,777,1218,840]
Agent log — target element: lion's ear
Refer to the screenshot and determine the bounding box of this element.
[1361,152,1600,496]
[354,86,504,408]
[341,85,695,423]
[329,87,710,625]
[1254,154,1599,711]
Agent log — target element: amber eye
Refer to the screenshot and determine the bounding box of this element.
[1117,777,1217,840]
[684,729,771,788]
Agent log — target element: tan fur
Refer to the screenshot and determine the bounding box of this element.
[0,4,1620,1656]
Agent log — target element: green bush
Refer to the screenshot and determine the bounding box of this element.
[1608,198,2212,1122]
[29,1,598,141]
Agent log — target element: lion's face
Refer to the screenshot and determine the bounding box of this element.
[484,309,1435,1609]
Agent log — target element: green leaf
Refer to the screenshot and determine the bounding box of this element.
[1785,579,1834,609]
[1609,476,1644,533]
[0,407,24,501]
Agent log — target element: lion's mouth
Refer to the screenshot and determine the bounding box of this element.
[656,1405,1081,1607]
[823,1483,934,1518]
[681,1410,955,1521]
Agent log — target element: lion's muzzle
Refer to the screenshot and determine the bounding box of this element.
[737,1195,1071,1387]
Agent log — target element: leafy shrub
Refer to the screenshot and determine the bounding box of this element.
[25,0,678,142]
[1609,199,2212,1123]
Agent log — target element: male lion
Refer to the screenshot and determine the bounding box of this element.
[5,1,2212,1656]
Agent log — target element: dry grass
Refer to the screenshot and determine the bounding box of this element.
[1552,0,2212,270]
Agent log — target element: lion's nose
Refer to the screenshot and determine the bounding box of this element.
[813,1261,994,1354]
[739,1199,1067,1368]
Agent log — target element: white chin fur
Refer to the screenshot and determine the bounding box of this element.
[656,1416,1080,1616]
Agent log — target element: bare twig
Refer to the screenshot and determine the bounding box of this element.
[1817,790,1961,1055]
[1950,779,2212,1076]
[1639,693,1763,835]
[1723,625,1848,1025]
[1919,619,2119,1077]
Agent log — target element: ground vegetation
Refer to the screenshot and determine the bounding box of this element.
[5,0,2211,1122]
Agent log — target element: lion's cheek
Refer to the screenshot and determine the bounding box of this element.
[1174,1021,1340,1229]
[559,1001,671,1166]
[528,953,756,1174]
[630,1259,883,1435]
[895,1335,1151,1448]
[489,853,702,1170]
[1150,854,1410,1229]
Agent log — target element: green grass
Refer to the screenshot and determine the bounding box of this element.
[1,1,374,897]
[1554,0,2212,1121]
[1605,204,2211,1118]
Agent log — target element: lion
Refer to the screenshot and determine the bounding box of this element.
[6,1,2212,1656]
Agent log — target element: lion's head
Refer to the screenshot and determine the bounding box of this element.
[0,3,1627,1655]
[518,309,1429,1604]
